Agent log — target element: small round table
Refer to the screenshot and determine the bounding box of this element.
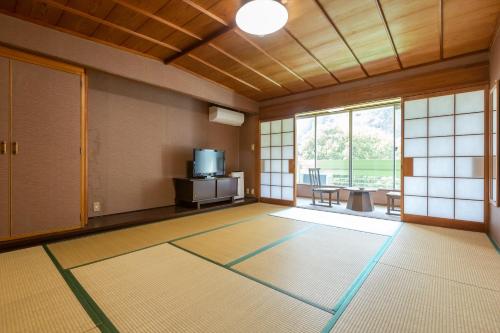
[345,187,378,212]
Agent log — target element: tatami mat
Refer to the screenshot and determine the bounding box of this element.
[72,243,331,333]
[0,247,98,333]
[174,215,312,265]
[234,226,388,310]
[48,203,284,269]
[330,264,500,333]
[381,224,500,291]
[271,208,401,236]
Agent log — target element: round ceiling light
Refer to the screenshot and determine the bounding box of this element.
[236,0,288,36]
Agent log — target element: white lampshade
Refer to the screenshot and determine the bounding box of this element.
[236,0,288,36]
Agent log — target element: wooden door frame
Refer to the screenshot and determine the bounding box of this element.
[489,81,499,207]
[401,83,490,232]
[0,46,87,241]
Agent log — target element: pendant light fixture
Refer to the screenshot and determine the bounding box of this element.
[236,0,288,36]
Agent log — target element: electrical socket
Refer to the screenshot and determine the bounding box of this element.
[246,188,250,194]
[93,201,101,212]
[251,188,255,195]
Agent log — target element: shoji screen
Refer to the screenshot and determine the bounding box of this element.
[260,118,295,203]
[403,89,486,224]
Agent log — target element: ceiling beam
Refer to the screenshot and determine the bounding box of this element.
[439,0,444,59]
[174,1,313,89]
[284,28,340,83]
[110,0,202,40]
[187,54,262,92]
[164,25,234,63]
[314,0,370,77]
[374,0,403,69]
[34,0,182,52]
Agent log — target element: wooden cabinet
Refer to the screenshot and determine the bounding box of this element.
[216,177,238,198]
[174,177,238,209]
[0,48,86,241]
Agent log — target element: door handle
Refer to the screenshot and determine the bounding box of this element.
[0,141,6,155]
[12,142,18,155]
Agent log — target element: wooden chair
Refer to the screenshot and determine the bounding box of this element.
[309,168,343,207]
[386,191,401,215]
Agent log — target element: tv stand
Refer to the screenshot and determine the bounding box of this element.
[174,177,238,209]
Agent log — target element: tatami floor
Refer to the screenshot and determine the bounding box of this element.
[1,203,499,332]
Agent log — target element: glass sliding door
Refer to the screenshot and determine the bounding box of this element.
[403,89,486,224]
[260,118,295,203]
[352,106,396,189]
[296,117,315,184]
[296,100,401,190]
[316,113,350,187]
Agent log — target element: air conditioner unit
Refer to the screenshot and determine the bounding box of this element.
[209,106,245,127]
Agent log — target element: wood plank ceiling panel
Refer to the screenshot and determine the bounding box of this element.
[443,0,500,58]
[189,44,289,99]
[285,0,365,82]
[380,0,441,67]
[55,0,116,36]
[243,29,338,88]
[197,0,239,25]
[174,55,262,99]
[15,0,66,25]
[320,0,401,75]
[90,0,166,46]
[146,0,224,59]
[0,0,18,12]
[120,0,206,58]
[214,31,312,93]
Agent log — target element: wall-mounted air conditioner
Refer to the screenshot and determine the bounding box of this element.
[209,106,245,127]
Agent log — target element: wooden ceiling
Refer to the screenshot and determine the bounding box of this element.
[1,0,498,101]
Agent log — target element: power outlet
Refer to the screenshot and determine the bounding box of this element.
[93,201,102,212]
[251,188,255,195]
[246,188,250,195]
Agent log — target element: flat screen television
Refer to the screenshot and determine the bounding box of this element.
[193,148,225,178]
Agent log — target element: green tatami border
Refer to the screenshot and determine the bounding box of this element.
[43,245,119,333]
[320,223,404,333]
[61,211,280,270]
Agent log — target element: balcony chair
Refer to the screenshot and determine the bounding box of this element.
[309,168,344,207]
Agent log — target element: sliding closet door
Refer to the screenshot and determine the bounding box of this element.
[403,89,486,227]
[11,60,82,237]
[0,57,9,239]
[260,118,295,204]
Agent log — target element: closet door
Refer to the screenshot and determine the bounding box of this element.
[0,57,9,239]
[11,60,82,237]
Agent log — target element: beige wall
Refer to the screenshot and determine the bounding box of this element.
[490,26,500,245]
[0,14,258,113]
[88,70,240,217]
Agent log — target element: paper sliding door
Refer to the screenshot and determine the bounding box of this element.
[259,118,295,205]
[402,88,487,229]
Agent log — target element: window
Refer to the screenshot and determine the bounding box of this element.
[352,106,396,189]
[296,101,401,190]
[316,113,350,186]
[296,117,315,185]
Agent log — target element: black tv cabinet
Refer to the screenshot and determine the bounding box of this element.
[174,177,238,209]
